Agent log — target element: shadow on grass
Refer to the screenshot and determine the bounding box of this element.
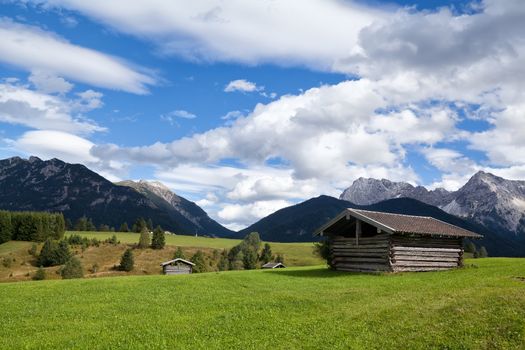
[264,267,383,278]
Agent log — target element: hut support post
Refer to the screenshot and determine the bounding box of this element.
[355,220,361,246]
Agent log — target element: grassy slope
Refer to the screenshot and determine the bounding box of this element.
[0,233,322,282]
[67,231,323,266]
[1,259,524,349]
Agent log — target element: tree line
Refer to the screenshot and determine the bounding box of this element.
[0,210,65,244]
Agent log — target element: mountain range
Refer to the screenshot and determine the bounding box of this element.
[1,156,523,256]
[0,156,233,237]
[340,172,525,240]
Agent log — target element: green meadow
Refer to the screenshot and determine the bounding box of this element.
[1,258,524,349]
[66,231,323,266]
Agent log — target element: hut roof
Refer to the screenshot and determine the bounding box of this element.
[315,208,483,238]
[262,262,286,268]
[160,258,195,267]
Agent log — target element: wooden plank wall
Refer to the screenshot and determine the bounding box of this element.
[390,235,463,272]
[331,234,391,272]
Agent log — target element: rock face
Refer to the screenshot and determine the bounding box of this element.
[117,180,233,237]
[340,178,453,207]
[340,171,525,249]
[0,156,233,237]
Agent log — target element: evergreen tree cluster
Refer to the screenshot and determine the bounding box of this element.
[464,241,489,258]
[0,210,65,244]
[37,239,72,267]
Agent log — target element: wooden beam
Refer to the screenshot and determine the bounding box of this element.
[355,219,361,246]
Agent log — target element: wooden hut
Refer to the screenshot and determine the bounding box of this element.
[262,262,286,269]
[314,209,482,273]
[160,258,195,275]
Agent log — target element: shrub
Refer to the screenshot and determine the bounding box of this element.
[218,250,229,271]
[28,243,38,256]
[61,257,84,279]
[2,257,13,268]
[119,249,134,272]
[275,254,285,264]
[105,235,118,245]
[173,247,185,260]
[138,228,150,249]
[191,250,207,273]
[478,246,488,258]
[119,222,130,232]
[33,266,46,280]
[314,239,332,268]
[151,226,165,250]
[91,263,99,273]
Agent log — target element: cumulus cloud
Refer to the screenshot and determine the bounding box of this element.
[224,79,262,93]
[0,18,155,94]
[0,81,105,135]
[28,70,73,94]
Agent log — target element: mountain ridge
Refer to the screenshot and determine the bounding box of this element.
[0,156,233,237]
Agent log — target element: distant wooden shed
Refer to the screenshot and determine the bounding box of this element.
[314,209,482,273]
[160,258,195,275]
[262,262,286,269]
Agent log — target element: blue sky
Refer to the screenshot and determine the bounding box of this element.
[0,0,524,229]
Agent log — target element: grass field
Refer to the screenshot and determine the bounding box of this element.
[1,258,524,349]
[0,232,322,282]
[67,231,323,266]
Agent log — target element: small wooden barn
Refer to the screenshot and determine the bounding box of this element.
[160,258,195,275]
[262,262,286,269]
[314,209,482,273]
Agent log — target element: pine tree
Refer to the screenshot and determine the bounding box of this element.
[242,248,258,270]
[33,266,46,281]
[119,222,130,232]
[0,211,12,244]
[147,218,153,231]
[464,241,477,254]
[173,246,185,260]
[52,240,71,265]
[151,226,165,249]
[478,246,488,258]
[119,248,134,271]
[132,217,147,233]
[37,239,58,267]
[138,228,150,249]
[54,214,66,239]
[61,257,84,279]
[191,250,207,273]
[259,243,273,264]
[75,216,89,231]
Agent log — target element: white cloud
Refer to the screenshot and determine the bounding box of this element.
[0,18,155,94]
[33,0,386,71]
[161,109,197,125]
[12,130,97,164]
[0,81,105,135]
[28,70,73,94]
[218,200,292,229]
[224,79,262,93]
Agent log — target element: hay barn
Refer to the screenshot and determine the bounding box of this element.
[314,209,482,273]
[160,258,195,275]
